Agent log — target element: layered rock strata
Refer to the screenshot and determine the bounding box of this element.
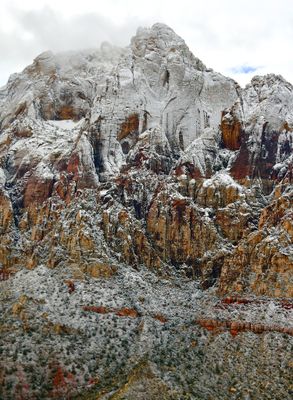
[0,23,292,297]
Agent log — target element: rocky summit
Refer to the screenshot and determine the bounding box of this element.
[0,23,292,399]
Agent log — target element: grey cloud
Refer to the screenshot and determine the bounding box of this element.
[0,6,153,85]
[14,7,136,50]
[1,0,293,87]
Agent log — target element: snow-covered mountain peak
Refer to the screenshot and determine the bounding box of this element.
[131,22,206,72]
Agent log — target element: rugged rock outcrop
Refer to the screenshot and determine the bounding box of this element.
[226,74,293,187]
[0,23,292,301]
[219,188,293,297]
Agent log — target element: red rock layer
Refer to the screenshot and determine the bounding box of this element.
[220,111,242,150]
[117,114,139,141]
[196,319,293,336]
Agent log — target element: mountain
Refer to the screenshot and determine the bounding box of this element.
[0,23,292,399]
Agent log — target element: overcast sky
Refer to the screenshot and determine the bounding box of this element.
[1,0,293,88]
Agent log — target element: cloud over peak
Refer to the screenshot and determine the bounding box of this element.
[1,0,293,88]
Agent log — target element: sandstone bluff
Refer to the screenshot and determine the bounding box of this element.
[0,23,292,399]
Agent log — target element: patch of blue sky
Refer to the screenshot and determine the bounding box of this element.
[230,65,260,74]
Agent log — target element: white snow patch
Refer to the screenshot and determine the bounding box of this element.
[203,172,243,191]
[35,162,54,180]
[48,119,80,130]
[0,168,6,187]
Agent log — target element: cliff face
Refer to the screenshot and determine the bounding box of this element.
[0,23,292,297]
[0,23,292,400]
